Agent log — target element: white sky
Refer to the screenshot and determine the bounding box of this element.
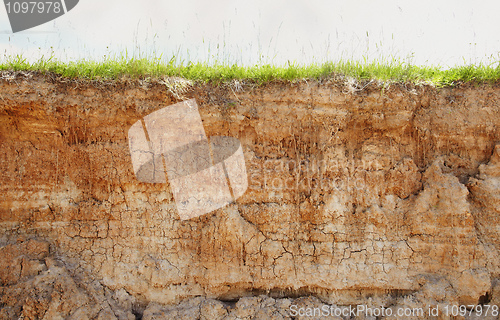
[1,0,500,67]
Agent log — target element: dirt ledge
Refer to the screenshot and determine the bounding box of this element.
[1,74,500,318]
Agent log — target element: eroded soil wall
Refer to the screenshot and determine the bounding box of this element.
[1,74,500,318]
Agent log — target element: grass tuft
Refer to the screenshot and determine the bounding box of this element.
[1,53,500,86]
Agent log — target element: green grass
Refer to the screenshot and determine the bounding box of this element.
[2,54,500,86]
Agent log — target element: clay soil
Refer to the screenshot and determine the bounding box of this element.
[1,72,500,319]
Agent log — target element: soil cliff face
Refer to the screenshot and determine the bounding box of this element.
[1,73,500,318]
